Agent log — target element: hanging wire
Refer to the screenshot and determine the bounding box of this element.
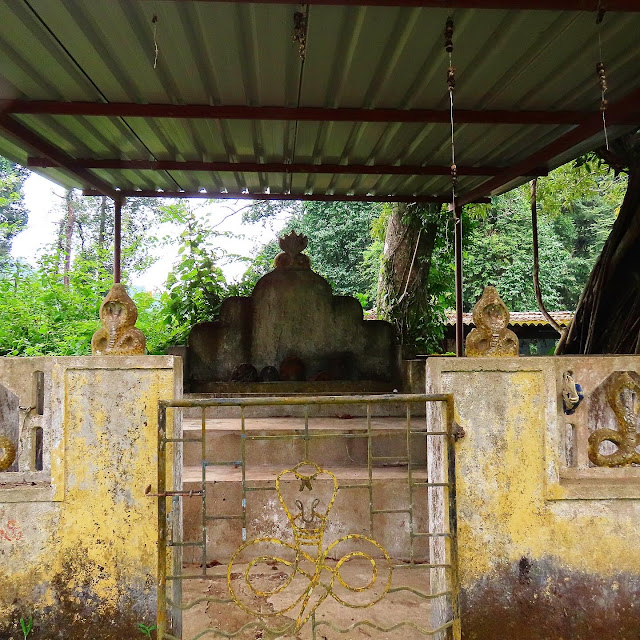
[444,16,457,248]
[595,4,609,150]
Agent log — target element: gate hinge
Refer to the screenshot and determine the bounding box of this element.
[452,422,465,441]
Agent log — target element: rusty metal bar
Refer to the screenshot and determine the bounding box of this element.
[446,395,462,640]
[456,85,640,207]
[0,113,118,198]
[113,196,123,284]
[84,188,491,205]
[367,402,374,536]
[6,100,619,123]
[200,408,207,577]
[454,206,464,357]
[407,403,415,564]
[28,156,546,178]
[240,406,247,542]
[146,489,203,498]
[161,394,451,407]
[157,403,168,639]
[133,0,640,9]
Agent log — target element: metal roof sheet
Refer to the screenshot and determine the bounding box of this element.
[0,1,639,200]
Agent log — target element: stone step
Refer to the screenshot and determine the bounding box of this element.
[181,416,428,467]
[180,465,432,564]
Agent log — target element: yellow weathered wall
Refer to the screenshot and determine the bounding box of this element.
[0,356,180,640]
[427,356,640,640]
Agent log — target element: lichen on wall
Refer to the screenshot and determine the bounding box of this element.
[0,356,180,640]
[427,356,640,640]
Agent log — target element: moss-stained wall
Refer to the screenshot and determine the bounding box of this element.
[427,356,640,640]
[0,356,180,640]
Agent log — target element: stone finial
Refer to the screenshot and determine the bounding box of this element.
[465,286,519,357]
[274,230,311,269]
[91,283,146,355]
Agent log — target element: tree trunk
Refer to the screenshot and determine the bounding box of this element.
[558,168,640,354]
[62,190,76,288]
[97,195,107,251]
[377,203,439,347]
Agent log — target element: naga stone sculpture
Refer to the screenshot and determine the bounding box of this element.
[465,286,519,357]
[91,283,146,355]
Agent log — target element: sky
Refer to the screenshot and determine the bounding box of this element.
[11,172,291,291]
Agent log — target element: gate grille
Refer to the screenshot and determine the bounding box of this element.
[157,393,460,639]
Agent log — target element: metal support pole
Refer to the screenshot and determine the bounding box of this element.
[113,196,123,283]
[454,206,464,357]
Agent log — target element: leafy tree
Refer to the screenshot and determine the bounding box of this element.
[154,202,232,350]
[0,190,167,356]
[0,158,28,260]
[53,191,161,287]
[558,132,640,354]
[0,257,104,356]
[376,202,459,353]
[463,186,575,312]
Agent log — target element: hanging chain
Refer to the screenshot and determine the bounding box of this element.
[595,5,609,150]
[152,14,159,69]
[293,8,308,60]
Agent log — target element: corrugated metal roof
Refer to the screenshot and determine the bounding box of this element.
[0,1,639,200]
[445,310,574,327]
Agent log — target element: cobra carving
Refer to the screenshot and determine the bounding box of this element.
[91,283,146,355]
[465,286,519,357]
[0,435,17,472]
[227,461,392,632]
[588,371,640,467]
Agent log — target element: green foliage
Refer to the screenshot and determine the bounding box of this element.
[0,151,625,357]
[464,187,568,311]
[138,622,156,638]
[464,179,617,312]
[536,156,627,218]
[20,616,33,640]
[153,202,231,350]
[0,256,106,356]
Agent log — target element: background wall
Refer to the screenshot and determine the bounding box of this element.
[427,356,640,640]
[0,356,180,640]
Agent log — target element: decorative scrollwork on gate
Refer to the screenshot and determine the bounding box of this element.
[227,461,392,632]
[588,371,640,467]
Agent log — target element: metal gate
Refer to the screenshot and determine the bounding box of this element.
[156,393,460,639]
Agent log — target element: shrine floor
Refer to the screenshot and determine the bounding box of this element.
[180,561,440,640]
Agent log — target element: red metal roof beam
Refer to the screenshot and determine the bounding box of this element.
[456,86,640,207]
[4,100,634,126]
[136,0,640,11]
[28,157,548,178]
[82,189,491,204]
[0,114,117,199]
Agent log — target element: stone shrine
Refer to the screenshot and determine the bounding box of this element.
[182,231,397,392]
